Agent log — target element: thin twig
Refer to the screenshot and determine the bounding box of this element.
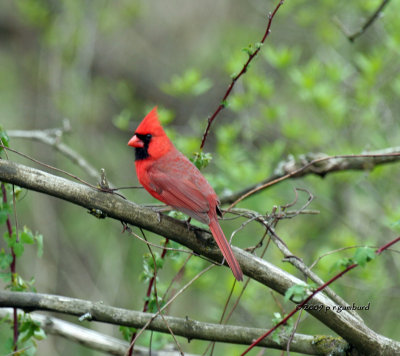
[2,145,98,190]
[200,0,285,148]
[142,230,183,355]
[309,245,373,270]
[130,265,215,348]
[8,124,104,184]
[162,254,193,310]
[334,0,391,42]
[286,310,303,355]
[127,234,172,356]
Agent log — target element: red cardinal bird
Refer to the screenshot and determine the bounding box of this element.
[128,107,243,281]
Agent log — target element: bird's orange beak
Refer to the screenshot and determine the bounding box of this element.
[128,135,144,148]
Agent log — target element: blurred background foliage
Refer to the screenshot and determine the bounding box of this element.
[0,0,399,354]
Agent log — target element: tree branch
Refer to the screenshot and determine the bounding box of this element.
[0,291,348,355]
[334,0,391,42]
[8,127,102,184]
[0,159,399,355]
[0,308,198,356]
[200,0,284,149]
[221,147,400,205]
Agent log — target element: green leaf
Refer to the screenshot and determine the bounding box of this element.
[168,210,187,220]
[13,241,25,258]
[330,257,354,273]
[0,272,12,283]
[3,231,16,248]
[284,284,309,303]
[11,275,36,292]
[34,328,47,340]
[242,44,257,56]
[271,312,283,324]
[119,326,136,341]
[18,314,44,344]
[0,248,13,270]
[0,125,10,154]
[0,202,12,225]
[353,247,375,267]
[190,152,212,170]
[272,329,280,344]
[3,338,14,354]
[20,227,35,244]
[147,295,165,313]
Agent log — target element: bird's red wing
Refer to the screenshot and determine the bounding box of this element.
[147,166,211,224]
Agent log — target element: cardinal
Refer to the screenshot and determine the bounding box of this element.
[128,107,243,281]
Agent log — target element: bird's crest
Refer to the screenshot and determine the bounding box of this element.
[135,106,166,137]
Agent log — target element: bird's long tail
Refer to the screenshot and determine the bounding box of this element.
[209,217,243,281]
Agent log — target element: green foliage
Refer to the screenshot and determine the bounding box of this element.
[353,247,376,267]
[0,201,12,225]
[161,68,212,97]
[167,210,187,221]
[330,257,354,273]
[241,42,262,57]
[0,249,13,270]
[2,314,47,356]
[2,226,43,264]
[0,184,45,352]
[190,151,212,170]
[140,252,164,282]
[163,239,181,260]
[119,326,136,341]
[18,314,46,344]
[271,312,294,345]
[284,284,311,303]
[330,247,375,272]
[145,295,165,313]
[0,126,9,154]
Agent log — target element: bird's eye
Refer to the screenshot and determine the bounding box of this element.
[146,134,152,140]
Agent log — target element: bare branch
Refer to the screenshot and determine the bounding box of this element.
[0,292,349,355]
[334,0,390,42]
[200,1,285,149]
[8,127,103,185]
[0,308,198,356]
[221,147,400,205]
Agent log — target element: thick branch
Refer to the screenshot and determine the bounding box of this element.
[0,159,398,355]
[221,147,400,204]
[0,308,197,356]
[0,291,347,355]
